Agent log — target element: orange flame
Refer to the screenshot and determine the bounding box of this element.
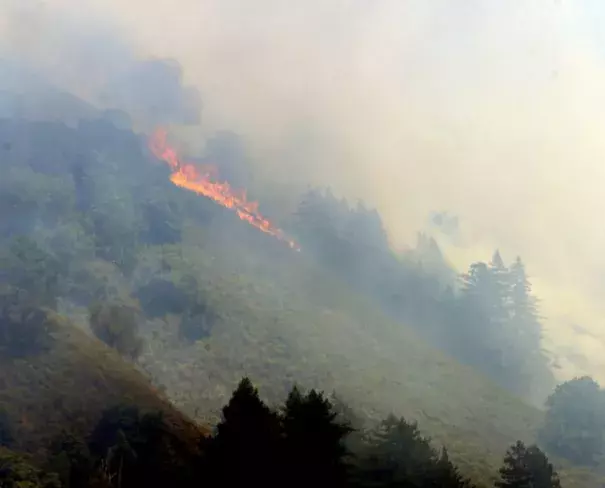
[149,128,299,250]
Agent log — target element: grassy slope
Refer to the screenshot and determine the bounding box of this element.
[0,310,205,462]
[133,224,602,487]
[0,98,594,485]
[4,228,597,488]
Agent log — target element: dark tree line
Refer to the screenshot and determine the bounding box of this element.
[0,375,573,488]
[293,189,554,400]
[144,376,558,488]
[82,377,559,488]
[204,379,356,488]
[50,375,553,488]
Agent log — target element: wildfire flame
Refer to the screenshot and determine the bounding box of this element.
[149,128,299,250]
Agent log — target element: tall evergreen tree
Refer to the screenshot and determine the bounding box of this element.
[454,252,552,399]
[509,258,536,318]
[489,250,508,293]
[509,257,541,346]
[459,254,509,340]
[488,250,511,333]
[457,260,501,370]
[427,448,476,488]
[460,262,491,305]
[359,415,473,488]
[496,441,561,488]
[282,386,352,488]
[508,257,553,399]
[362,413,435,485]
[207,377,282,488]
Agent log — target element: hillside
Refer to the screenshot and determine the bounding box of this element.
[0,308,205,459]
[0,106,602,486]
[129,230,599,486]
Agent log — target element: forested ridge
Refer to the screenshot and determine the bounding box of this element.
[294,188,553,401]
[0,77,603,487]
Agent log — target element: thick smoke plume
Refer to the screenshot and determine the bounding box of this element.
[3,0,605,381]
[0,0,200,128]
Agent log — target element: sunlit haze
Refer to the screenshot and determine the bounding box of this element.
[3,0,605,382]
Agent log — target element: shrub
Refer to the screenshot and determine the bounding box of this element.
[89,302,143,360]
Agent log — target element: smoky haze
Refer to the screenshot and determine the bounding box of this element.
[0,1,201,128]
[3,0,605,381]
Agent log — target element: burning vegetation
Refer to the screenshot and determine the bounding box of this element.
[149,129,299,250]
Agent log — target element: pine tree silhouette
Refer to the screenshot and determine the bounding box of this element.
[207,377,282,488]
[427,447,476,488]
[360,414,436,487]
[359,415,474,488]
[282,386,352,488]
[496,441,561,488]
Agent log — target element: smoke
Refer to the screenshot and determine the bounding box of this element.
[4,0,605,381]
[0,0,200,128]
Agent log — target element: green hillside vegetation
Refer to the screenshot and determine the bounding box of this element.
[132,231,599,486]
[0,306,205,454]
[0,86,603,486]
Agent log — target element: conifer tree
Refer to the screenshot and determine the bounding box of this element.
[207,377,282,488]
[509,257,541,346]
[483,250,513,380]
[508,257,553,398]
[282,386,352,488]
[457,260,502,372]
[496,441,561,488]
[488,250,510,331]
[360,415,474,488]
[360,414,435,487]
[427,447,476,488]
[489,250,508,294]
[455,252,552,398]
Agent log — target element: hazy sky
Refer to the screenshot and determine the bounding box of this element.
[4,0,605,381]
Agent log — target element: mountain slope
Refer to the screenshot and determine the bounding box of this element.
[0,113,601,486]
[132,230,602,486]
[0,308,205,460]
